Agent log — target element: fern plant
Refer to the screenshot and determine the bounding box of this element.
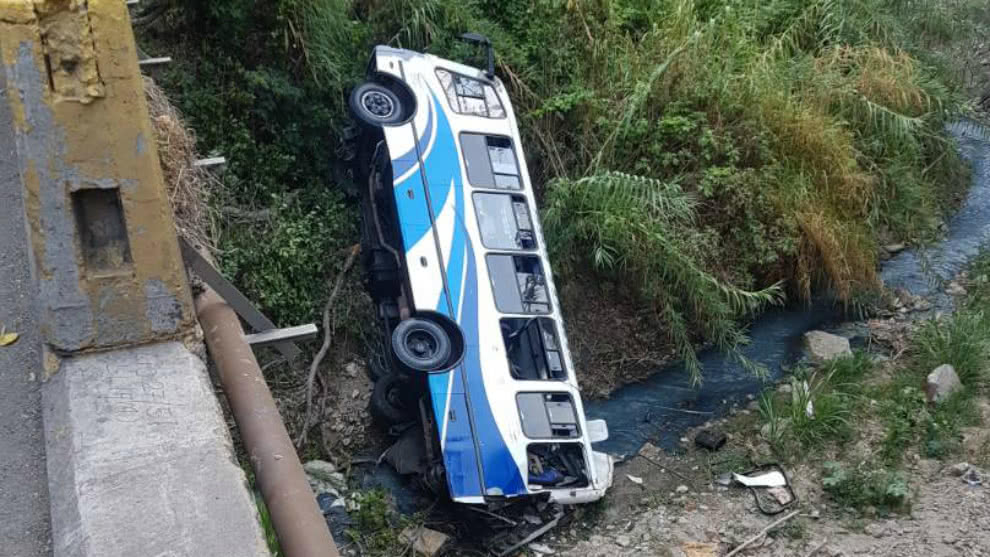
[544,171,783,384]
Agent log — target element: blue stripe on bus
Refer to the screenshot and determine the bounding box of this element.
[459,240,527,497]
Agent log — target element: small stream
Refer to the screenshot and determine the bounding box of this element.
[588,121,990,457]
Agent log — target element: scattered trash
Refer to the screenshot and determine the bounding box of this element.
[675,484,690,494]
[715,472,733,487]
[736,464,797,515]
[962,467,982,487]
[316,492,352,544]
[626,474,644,485]
[802,380,815,418]
[0,326,18,347]
[528,542,554,554]
[399,526,450,557]
[732,471,786,488]
[694,429,727,451]
[766,486,793,505]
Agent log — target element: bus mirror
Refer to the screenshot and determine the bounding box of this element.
[459,32,495,80]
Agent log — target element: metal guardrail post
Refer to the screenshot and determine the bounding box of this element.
[196,286,340,557]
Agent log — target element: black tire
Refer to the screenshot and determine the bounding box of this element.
[370,373,413,425]
[391,318,452,373]
[350,82,404,127]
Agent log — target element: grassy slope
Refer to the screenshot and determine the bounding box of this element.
[138,1,987,399]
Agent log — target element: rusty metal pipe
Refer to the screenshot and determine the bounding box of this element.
[195,287,339,557]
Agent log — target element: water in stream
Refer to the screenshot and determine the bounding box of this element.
[588,121,990,457]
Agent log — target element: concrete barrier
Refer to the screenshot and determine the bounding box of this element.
[44,341,270,557]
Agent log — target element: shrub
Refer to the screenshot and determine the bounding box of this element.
[822,461,910,514]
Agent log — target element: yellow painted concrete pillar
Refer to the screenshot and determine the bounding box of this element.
[1,0,194,354]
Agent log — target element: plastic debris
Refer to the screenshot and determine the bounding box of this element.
[732,471,786,487]
[0,327,18,347]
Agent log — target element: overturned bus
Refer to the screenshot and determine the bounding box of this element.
[348,37,613,513]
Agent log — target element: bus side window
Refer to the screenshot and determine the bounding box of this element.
[501,318,566,381]
[486,254,551,314]
[474,192,536,250]
[460,134,522,190]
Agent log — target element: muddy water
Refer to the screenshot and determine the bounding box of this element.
[587,122,990,457]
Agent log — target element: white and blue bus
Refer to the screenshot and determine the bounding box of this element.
[349,38,612,507]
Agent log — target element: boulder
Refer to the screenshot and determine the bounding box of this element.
[400,526,449,556]
[802,331,852,364]
[303,460,347,495]
[948,462,970,477]
[925,364,963,404]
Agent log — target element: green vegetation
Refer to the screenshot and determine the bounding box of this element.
[759,352,871,451]
[138,0,987,388]
[345,490,401,554]
[255,492,282,557]
[755,250,990,515]
[822,461,910,514]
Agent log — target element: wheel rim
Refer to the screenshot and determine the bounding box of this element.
[360,90,395,118]
[405,329,439,362]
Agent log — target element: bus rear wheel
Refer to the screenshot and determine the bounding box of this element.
[370,373,414,425]
[391,318,452,372]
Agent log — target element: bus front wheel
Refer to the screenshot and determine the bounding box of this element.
[350,82,405,127]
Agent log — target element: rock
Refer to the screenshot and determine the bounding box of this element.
[676,484,690,494]
[925,364,963,404]
[778,383,793,394]
[399,526,450,556]
[614,534,631,547]
[345,361,362,378]
[803,331,852,363]
[864,523,885,538]
[949,462,971,476]
[303,460,347,494]
[884,242,907,254]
